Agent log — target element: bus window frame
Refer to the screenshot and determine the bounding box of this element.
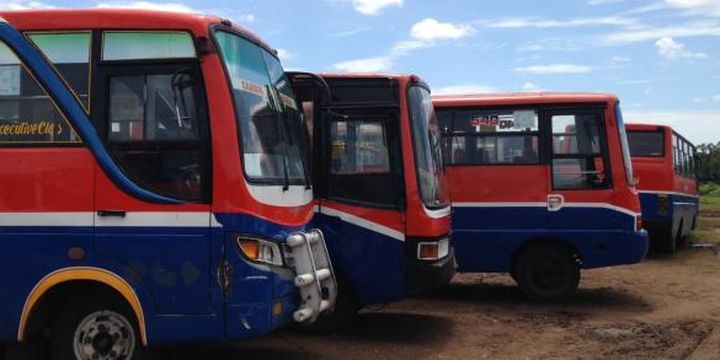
[90,29,213,203]
[323,108,406,210]
[542,105,613,192]
[0,37,83,148]
[627,129,665,158]
[437,105,544,167]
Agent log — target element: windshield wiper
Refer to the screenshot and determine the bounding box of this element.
[266,85,291,191]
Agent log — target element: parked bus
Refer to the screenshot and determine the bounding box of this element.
[433,93,648,301]
[626,124,699,253]
[0,10,336,358]
[289,73,455,327]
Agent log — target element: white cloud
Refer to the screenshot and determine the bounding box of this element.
[237,13,255,22]
[351,0,403,15]
[713,94,720,101]
[332,56,393,72]
[589,0,626,5]
[666,0,720,17]
[655,36,708,59]
[410,18,474,41]
[693,97,707,103]
[515,64,593,75]
[601,23,720,46]
[482,16,637,29]
[610,55,631,64]
[624,110,720,144]
[433,85,498,95]
[276,49,296,62]
[95,1,195,12]
[521,82,543,92]
[331,18,472,73]
[391,40,434,55]
[0,1,56,10]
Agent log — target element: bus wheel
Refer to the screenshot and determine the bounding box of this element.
[658,225,679,253]
[51,298,146,360]
[515,244,580,302]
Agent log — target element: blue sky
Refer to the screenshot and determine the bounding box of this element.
[2,0,719,144]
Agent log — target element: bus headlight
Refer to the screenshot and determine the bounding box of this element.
[236,237,284,266]
[417,238,450,261]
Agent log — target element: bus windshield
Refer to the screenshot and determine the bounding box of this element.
[214,31,309,186]
[615,104,635,187]
[408,85,449,209]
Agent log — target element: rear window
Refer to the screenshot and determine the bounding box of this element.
[628,131,664,157]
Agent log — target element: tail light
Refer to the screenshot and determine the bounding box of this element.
[417,238,450,261]
[657,195,669,215]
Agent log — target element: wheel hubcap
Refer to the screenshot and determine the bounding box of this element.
[73,310,135,360]
[532,258,567,289]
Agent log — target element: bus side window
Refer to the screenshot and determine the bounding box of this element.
[27,32,91,111]
[98,31,210,202]
[551,112,610,190]
[326,115,402,208]
[0,40,81,145]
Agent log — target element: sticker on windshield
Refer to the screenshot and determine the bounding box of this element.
[279,93,298,110]
[0,66,20,96]
[240,79,267,99]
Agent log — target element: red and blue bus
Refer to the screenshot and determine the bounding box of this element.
[289,73,455,327]
[0,9,336,358]
[626,124,699,253]
[433,93,648,301]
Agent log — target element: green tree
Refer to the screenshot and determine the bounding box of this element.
[697,141,720,182]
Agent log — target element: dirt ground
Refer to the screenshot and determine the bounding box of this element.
[164,221,720,360]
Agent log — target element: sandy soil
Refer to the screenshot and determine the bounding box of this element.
[162,225,720,360]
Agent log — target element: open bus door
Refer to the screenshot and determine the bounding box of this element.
[288,73,409,325]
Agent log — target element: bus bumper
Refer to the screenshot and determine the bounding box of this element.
[405,248,456,295]
[224,264,297,339]
[581,230,649,269]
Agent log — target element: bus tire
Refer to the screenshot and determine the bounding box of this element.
[302,274,360,333]
[515,244,580,302]
[6,340,47,360]
[51,297,147,360]
[658,225,679,253]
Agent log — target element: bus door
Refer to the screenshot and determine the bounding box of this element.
[91,32,214,315]
[544,107,617,231]
[291,75,407,303]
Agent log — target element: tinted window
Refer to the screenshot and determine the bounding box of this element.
[214,31,308,184]
[439,108,540,165]
[28,32,90,110]
[0,40,80,144]
[408,86,448,208]
[628,131,664,157]
[330,120,390,175]
[108,73,200,142]
[325,112,404,208]
[105,69,209,202]
[551,112,609,190]
[103,32,196,61]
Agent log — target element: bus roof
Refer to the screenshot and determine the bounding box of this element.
[432,92,618,107]
[0,9,272,53]
[317,72,425,82]
[626,123,671,132]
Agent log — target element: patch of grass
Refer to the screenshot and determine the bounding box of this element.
[698,216,720,230]
[688,230,720,245]
[700,182,720,214]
